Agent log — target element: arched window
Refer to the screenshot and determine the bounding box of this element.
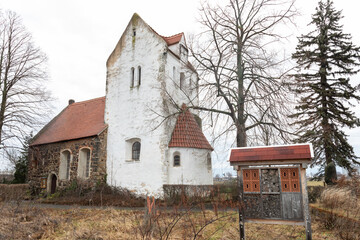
[59,150,71,180]
[173,154,180,167]
[173,66,176,81]
[132,141,141,160]
[180,72,185,90]
[78,148,91,178]
[207,153,212,170]
[130,67,135,87]
[138,66,141,86]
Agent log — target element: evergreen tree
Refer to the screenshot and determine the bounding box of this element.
[291,0,360,179]
[12,135,32,183]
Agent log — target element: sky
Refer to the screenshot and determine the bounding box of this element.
[0,0,359,175]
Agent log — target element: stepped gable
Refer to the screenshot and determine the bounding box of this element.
[169,104,213,150]
[30,97,107,146]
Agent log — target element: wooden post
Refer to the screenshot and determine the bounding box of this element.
[238,167,246,240]
[300,165,312,240]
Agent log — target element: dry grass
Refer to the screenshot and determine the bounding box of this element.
[307,181,324,187]
[0,202,338,240]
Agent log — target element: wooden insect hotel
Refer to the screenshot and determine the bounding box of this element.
[229,144,313,240]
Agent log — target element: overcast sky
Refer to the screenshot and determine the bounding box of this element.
[0,0,359,174]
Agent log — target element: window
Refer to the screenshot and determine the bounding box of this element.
[133,28,136,37]
[78,148,91,179]
[173,154,180,167]
[207,153,212,170]
[59,150,71,180]
[138,66,141,86]
[180,72,185,89]
[132,141,141,160]
[130,67,135,87]
[173,66,176,81]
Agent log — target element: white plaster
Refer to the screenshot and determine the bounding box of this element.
[105,16,212,197]
[168,148,213,185]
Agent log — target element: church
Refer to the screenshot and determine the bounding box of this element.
[27,13,213,197]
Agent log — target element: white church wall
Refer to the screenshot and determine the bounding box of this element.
[168,147,213,185]
[105,17,170,197]
[105,14,212,197]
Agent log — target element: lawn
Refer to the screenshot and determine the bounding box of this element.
[0,201,338,240]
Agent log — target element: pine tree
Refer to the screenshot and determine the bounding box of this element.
[291,0,360,179]
[12,134,32,184]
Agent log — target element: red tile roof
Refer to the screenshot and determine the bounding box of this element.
[169,104,213,150]
[161,33,183,46]
[30,97,107,146]
[229,144,313,163]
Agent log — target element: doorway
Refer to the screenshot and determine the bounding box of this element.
[50,174,57,194]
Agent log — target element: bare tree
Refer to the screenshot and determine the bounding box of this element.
[0,11,51,152]
[188,0,297,147]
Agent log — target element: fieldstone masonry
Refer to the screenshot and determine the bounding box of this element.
[28,130,107,193]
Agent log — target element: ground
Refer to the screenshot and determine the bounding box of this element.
[0,201,338,240]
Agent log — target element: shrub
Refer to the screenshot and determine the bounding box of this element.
[0,184,29,202]
[307,186,324,203]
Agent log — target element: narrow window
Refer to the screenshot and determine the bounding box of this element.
[173,66,176,81]
[132,141,141,160]
[86,150,90,178]
[138,66,141,86]
[174,154,180,167]
[207,153,212,170]
[133,28,136,37]
[59,150,71,180]
[78,148,91,179]
[180,72,185,89]
[130,67,135,87]
[66,153,70,180]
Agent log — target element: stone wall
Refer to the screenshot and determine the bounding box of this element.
[28,129,107,193]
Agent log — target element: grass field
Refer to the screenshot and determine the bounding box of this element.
[0,202,338,240]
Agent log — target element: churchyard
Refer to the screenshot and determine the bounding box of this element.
[0,175,359,239]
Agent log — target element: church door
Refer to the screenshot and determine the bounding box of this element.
[51,174,57,194]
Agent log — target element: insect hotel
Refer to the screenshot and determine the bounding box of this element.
[229,144,313,240]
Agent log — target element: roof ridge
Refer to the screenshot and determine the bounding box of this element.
[70,96,105,106]
[161,32,184,39]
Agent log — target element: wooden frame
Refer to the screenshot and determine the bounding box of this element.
[229,144,313,240]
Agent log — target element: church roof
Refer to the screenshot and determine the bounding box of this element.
[169,104,213,150]
[161,33,183,46]
[30,97,107,146]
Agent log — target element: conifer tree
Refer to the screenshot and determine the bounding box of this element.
[291,0,360,179]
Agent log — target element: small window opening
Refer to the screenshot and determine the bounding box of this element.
[285,183,287,188]
[133,28,136,37]
[284,172,287,177]
[173,66,176,81]
[138,66,141,86]
[207,153,212,170]
[294,183,297,189]
[174,155,180,167]
[132,141,141,160]
[293,172,296,177]
[130,67,135,87]
[180,72,185,89]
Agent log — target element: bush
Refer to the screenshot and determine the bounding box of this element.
[41,180,144,207]
[0,184,29,202]
[307,186,324,203]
